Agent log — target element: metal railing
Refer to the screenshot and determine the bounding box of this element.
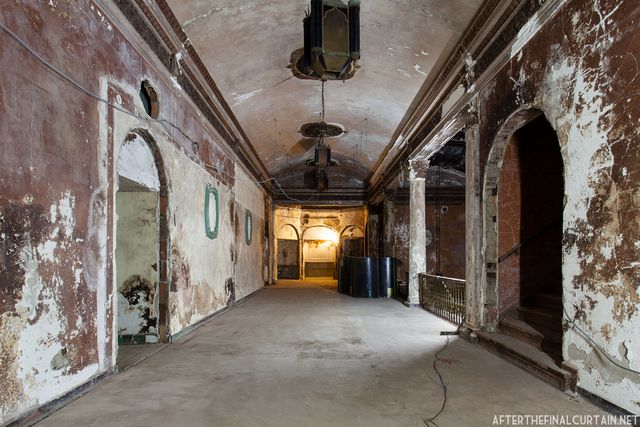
[419,274,466,325]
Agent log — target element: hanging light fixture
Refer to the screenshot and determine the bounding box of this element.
[302,0,361,80]
[313,81,331,191]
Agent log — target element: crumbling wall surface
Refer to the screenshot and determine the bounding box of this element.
[426,202,466,279]
[115,192,159,336]
[234,165,267,300]
[164,141,235,336]
[476,0,640,411]
[0,1,265,424]
[0,3,109,423]
[367,212,380,257]
[392,202,410,283]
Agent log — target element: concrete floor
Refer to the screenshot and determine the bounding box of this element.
[116,344,168,371]
[39,280,610,426]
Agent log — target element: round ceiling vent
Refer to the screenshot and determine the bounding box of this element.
[299,122,345,138]
[305,158,340,167]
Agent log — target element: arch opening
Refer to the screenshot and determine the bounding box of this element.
[277,224,300,280]
[115,130,169,357]
[339,225,365,258]
[484,110,564,364]
[302,226,339,279]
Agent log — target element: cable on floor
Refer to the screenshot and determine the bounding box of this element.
[423,318,465,427]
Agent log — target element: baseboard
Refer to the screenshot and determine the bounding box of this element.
[577,387,639,424]
[6,369,115,427]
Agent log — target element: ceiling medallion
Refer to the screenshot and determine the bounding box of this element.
[299,122,345,138]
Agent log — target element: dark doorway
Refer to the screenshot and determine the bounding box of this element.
[498,115,564,362]
[277,224,300,279]
[340,225,365,258]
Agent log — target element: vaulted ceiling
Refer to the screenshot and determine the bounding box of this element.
[165,0,482,191]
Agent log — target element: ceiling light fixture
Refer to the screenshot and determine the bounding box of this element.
[302,0,361,81]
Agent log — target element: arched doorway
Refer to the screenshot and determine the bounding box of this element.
[302,226,339,279]
[339,225,364,258]
[484,109,564,363]
[115,130,169,352]
[277,224,300,279]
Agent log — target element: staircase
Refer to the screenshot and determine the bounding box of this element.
[477,287,575,391]
[518,290,563,362]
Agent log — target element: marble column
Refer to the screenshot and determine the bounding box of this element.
[407,161,427,307]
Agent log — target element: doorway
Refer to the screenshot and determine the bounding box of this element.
[497,114,564,362]
[339,225,364,258]
[277,224,300,279]
[302,226,338,279]
[115,132,168,366]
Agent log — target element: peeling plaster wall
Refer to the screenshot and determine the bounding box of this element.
[471,0,640,412]
[426,201,466,280]
[234,165,267,300]
[164,141,235,335]
[367,211,381,258]
[115,192,159,337]
[0,1,268,424]
[391,202,411,284]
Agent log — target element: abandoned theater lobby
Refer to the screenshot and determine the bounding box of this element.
[1,0,640,425]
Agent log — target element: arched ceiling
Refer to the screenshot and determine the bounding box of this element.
[165,0,482,189]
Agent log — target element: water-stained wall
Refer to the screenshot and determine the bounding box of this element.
[116,191,159,338]
[234,165,268,301]
[0,1,268,424]
[470,0,640,412]
[391,202,411,284]
[425,201,465,280]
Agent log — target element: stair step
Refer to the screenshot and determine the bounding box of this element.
[477,331,574,391]
[529,292,563,311]
[518,306,562,332]
[499,317,544,349]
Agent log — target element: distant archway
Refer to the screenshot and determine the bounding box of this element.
[302,226,339,279]
[277,224,300,279]
[339,225,365,258]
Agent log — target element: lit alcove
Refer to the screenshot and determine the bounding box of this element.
[302,226,339,279]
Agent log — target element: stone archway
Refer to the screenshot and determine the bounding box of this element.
[277,224,300,279]
[115,130,170,349]
[301,225,339,279]
[339,225,365,258]
[482,107,565,363]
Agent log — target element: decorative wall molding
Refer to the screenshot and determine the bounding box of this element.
[368,0,559,200]
[102,0,272,191]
